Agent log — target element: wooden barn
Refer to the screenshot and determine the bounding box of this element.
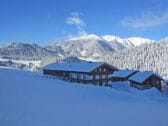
[111,70,138,82]
[128,71,163,90]
[42,62,118,86]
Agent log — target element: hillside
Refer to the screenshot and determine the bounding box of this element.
[0,67,168,126]
[101,40,168,79]
[0,42,58,60]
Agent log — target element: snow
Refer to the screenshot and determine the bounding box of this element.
[42,62,108,72]
[112,70,137,78]
[0,59,41,66]
[101,35,120,41]
[128,71,162,84]
[0,67,168,126]
[68,34,102,40]
[126,37,154,46]
[110,81,131,91]
[0,58,41,71]
[101,35,154,47]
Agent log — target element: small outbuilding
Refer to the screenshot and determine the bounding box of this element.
[42,62,118,86]
[111,70,138,82]
[128,71,163,90]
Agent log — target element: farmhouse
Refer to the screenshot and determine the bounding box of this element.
[128,71,163,90]
[42,62,118,85]
[111,70,138,82]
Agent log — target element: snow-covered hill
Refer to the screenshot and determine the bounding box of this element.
[0,56,82,71]
[0,42,58,60]
[0,58,41,71]
[101,40,168,79]
[0,67,168,126]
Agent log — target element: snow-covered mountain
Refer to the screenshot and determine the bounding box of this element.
[0,35,155,61]
[47,34,154,59]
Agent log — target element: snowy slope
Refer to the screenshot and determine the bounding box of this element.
[0,58,41,71]
[0,67,168,126]
[0,42,58,60]
[102,40,168,79]
[102,35,154,47]
[125,37,155,46]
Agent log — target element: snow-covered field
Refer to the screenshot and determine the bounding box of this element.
[0,59,41,66]
[0,67,168,126]
[0,59,41,71]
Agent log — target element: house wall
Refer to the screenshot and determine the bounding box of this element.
[130,75,162,90]
[67,65,116,85]
[111,77,126,82]
[69,72,110,85]
[144,75,162,91]
[130,81,152,90]
[43,69,69,78]
[144,75,161,85]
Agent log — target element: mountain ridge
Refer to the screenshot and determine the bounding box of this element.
[46,34,155,59]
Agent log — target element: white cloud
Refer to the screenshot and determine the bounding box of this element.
[121,10,168,29]
[66,12,86,33]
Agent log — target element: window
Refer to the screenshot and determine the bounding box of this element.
[83,74,86,80]
[77,74,81,79]
[69,73,72,78]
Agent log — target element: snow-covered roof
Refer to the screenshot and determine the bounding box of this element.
[128,71,163,84]
[112,70,137,78]
[42,62,115,73]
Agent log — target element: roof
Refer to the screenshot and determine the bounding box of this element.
[111,70,137,78]
[42,62,116,73]
[128,71,163,84]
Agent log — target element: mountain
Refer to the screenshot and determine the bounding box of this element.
[0,67,168,126]
[0,35,154,61]
[47,34,154,59]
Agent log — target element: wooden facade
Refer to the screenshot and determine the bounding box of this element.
[43,63,117,86]
[130,75,163,90]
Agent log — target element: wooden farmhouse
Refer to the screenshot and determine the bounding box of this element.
[42,62,118,85]
[128,71,163,90]
[111,70,138,82]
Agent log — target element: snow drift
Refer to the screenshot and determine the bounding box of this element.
[0,67,168,126]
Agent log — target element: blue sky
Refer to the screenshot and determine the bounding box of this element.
[0,0,168,45]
